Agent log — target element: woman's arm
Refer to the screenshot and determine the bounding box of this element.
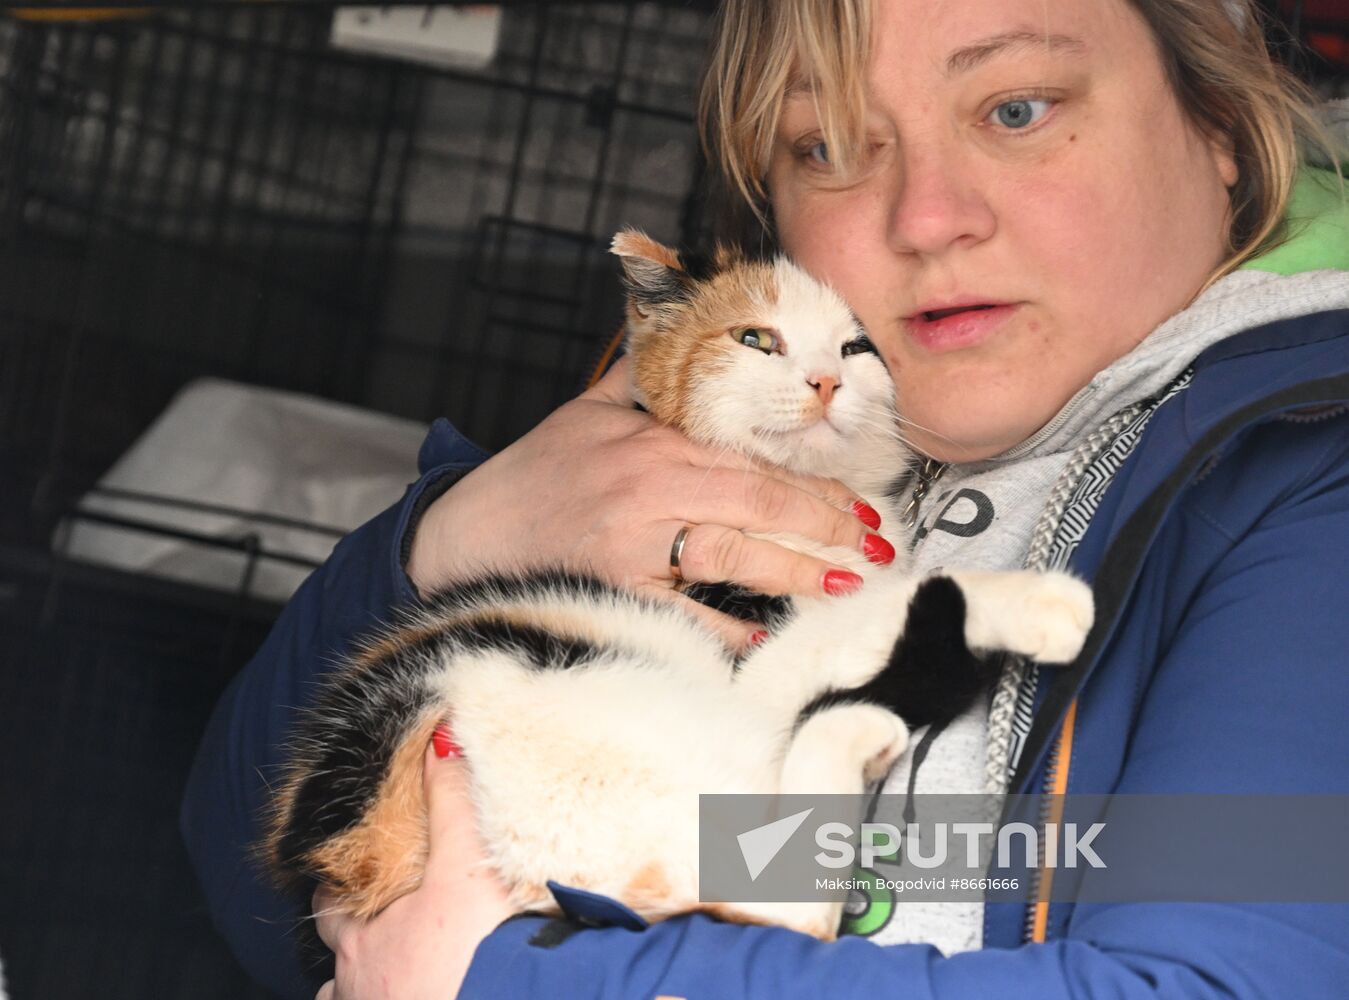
[437,419,1349,998]
[180,363,881,998]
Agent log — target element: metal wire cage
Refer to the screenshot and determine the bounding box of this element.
[0,3,1343,998]
[0,4,714,997]
[0,1,715,549]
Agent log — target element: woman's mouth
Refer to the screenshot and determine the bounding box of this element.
[904,302,1019,353]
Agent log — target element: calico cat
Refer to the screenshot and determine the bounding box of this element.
[261,230,1093,940]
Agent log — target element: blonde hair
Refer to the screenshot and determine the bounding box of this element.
[699,0,1340,272]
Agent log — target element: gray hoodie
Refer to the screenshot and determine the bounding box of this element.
[864,267,1349,954]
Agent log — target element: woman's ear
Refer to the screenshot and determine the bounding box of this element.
[1207,128,1240,189]
[610,229,691,312]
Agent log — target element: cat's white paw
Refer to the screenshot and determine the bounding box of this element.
[845,704,911,785]
[857,707,911,782]
[783,703,910,795]
[958,570,1094,664]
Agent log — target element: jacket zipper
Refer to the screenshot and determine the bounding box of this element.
[901,457,947,527]
[1021,757,1058,942]
[1012,379,1349,944]
[996,383,1098,462]
[1022,701,1078,943]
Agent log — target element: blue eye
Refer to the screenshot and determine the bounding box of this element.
[990,98,1052,130]
[807,141,830,165]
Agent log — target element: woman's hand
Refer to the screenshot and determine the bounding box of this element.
[406,357,884,649]
[314,733,511,1000]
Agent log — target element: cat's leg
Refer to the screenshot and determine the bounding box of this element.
[780,701,910,795]
[944,569,1094,664]
[858,571,1091,730]
[732,572,923,720]
[736,570,1090,735]
[714,702,908,941]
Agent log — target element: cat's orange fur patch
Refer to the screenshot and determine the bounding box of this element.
[261,601,607,909]
[305,709,441,918]
[629,259,779,431]
[613,230,785,433]
[508,881,558,912]
[622,860,681,916]
[346,620,445,679]
[261,619,451,893]
[611,229,683,271]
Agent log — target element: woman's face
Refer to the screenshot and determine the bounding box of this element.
[768,0,1238,461]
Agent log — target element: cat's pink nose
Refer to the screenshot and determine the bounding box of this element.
[808,375,840,405]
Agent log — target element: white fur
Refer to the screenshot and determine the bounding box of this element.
[433,254,1092,935]
[407,561,1090,937]
[685,257,911,503]
[415,574,915,935]
[307,248,1095,939]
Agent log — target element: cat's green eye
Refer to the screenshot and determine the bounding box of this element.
[733,327,779,355]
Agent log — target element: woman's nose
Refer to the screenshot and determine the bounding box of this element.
[886,144,996,256]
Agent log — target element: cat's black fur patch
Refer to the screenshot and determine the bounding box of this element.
[456,618,600,671]
[796,575,1003,733]
[683,581,794,629]
[426,568,619,614]
[278,638,437,875]
[679,248,717,284]
[620,260,693,310]
[276,571,618,881]
[618,245,719,309]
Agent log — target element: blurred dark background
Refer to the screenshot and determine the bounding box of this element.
[0,2,1344,998]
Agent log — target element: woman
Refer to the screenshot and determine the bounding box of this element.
[182,0,1349,996]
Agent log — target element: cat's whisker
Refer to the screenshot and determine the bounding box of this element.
[893,414,964,450]
[847,409,963,455]
[844,413,916,448]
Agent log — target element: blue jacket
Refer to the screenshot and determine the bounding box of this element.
[181,308,1349,999]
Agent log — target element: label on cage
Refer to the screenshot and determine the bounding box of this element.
[331,6,502,71]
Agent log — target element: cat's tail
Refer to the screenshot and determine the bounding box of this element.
[258,623,448,921]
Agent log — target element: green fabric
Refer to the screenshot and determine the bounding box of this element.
[1242,167,1349,275]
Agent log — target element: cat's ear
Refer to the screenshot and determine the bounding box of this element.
[610,229,691,313]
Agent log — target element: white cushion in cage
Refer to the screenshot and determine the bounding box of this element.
[58,377,428,604]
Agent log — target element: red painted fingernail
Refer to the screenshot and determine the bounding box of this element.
[823,569,865,596]
[862,534,895,565]
[749,629,769,647]
[432,722,463,759]
[851,501,881,530]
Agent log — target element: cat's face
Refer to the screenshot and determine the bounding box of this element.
[612,230,910,495]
